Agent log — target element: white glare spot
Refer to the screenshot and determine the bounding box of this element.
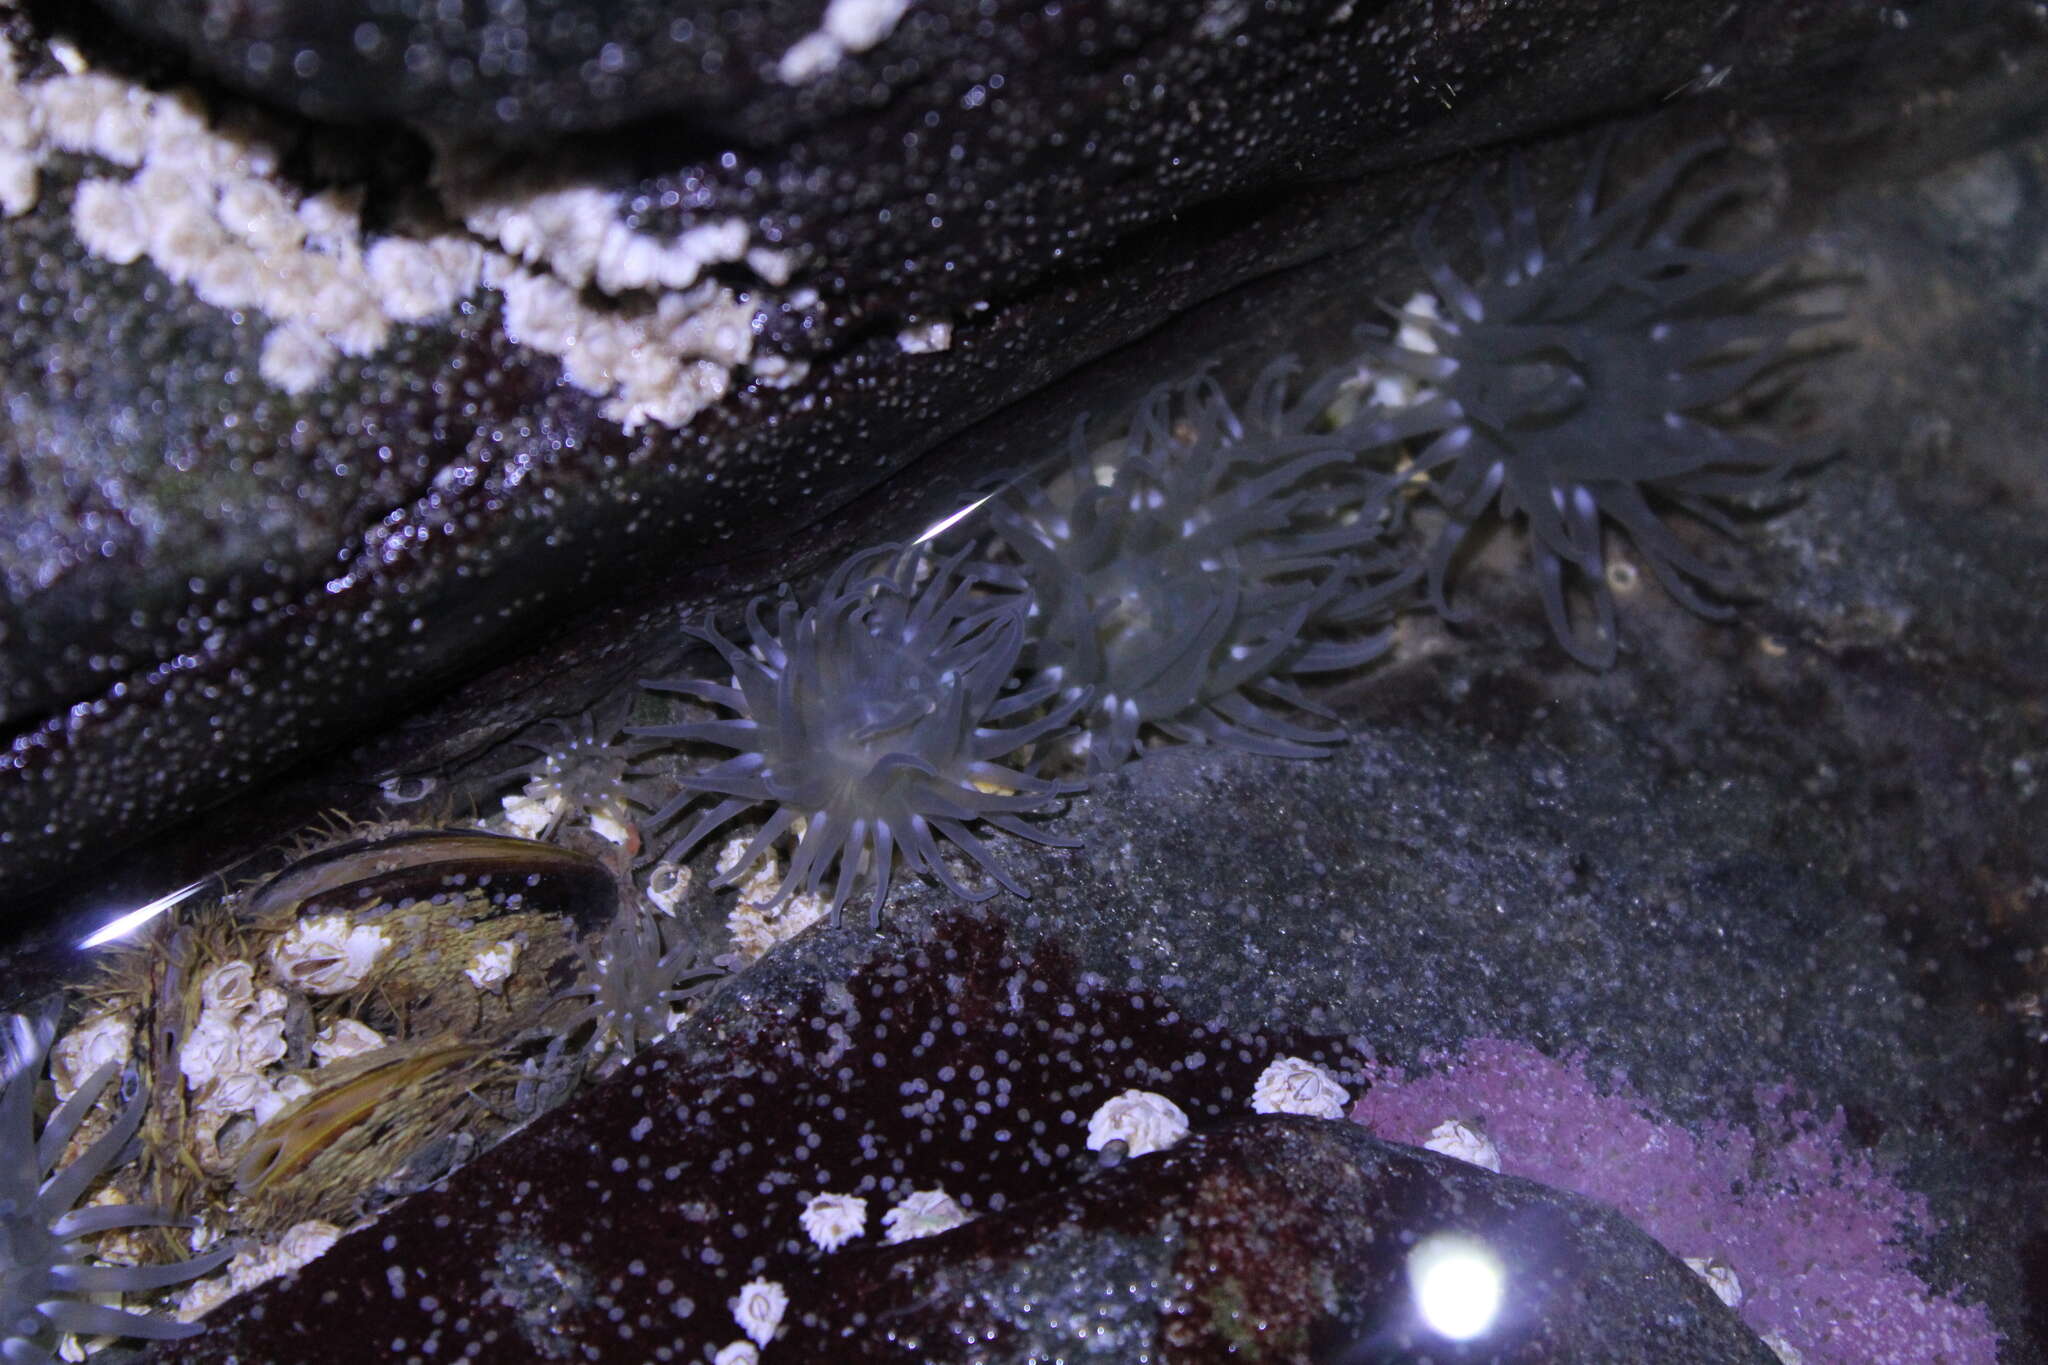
[78,878,206,948]
[912,491,995,545]
[1408,1233,1505,1342]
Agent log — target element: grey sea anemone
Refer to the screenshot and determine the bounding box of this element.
[555,906,723,1063]
[485,707,647,842]
[634,545,1081,923]
[1367,139,1825,666]
[987,366,1413,773]
[1,1013,232,1360]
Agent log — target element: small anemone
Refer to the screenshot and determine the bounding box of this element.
[1,1013,233,1361]
[485,707,647,842]
[554,907,723,1064]
[1367,137,1828,666]
[988,365,1413,773]
[633,544,1082,923]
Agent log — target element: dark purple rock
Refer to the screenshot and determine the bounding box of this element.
[147,910,1771,1363]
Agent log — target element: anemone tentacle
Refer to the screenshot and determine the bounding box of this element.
[1,1013,233,1358]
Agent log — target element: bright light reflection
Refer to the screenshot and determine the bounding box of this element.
[1408,1232,1505,1342]
[912,492,996,545]
[77,879,207,949]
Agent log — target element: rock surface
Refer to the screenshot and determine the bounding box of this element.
[0,0,1945,896]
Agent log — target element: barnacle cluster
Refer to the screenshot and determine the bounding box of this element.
[0,1011,230,1359]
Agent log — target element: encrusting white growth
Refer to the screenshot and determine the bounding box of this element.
[1683,1256,1744,1309]
[775,0,916,82]
[7,22,807,426]
[1085,1089,1190,1157]
[880,1188,972,1244]
[730,1277,788,1348]
[718,838,833,966]
[1249,1055,1350,1119]
[1422,1117,1501,1172]
[799,1192,868,1251]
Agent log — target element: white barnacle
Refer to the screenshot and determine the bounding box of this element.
[1250,1055,1349,1119]
[644,862,692,916]
[1683,1255,1744,1309]
[235,1013,288,1072]
[178,1012,241,1091]
[880,1188,972,1244]
[49,1010,134,1100]
[799,1192,868,1252]
[1086,1089,1190,1157]
[730,1277,787,1348]
[1423,1117,1501,1172]
[712,1343,759,1365]
[198,959,257,1013]
[463,941,521,993]
[269,914,390,994]
[312,1019,386,1066]
[253,1072,312,1123]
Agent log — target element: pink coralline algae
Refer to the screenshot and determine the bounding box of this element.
[1350,1038,2000,1364]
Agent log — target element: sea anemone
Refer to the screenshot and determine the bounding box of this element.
[1,1012,233,1360]
[485,707,647,845]
[634,544,1081,923]
[986,365,1414,773]
[555,905,724,1062]
[1365,138,1825,666]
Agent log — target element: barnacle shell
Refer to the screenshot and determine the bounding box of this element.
[462,942,521,993]
[880,1188,973,1244]
[730,1277,788,1347]
[312,1020,386,1066]
[49,1011,134,1101]
[1423,1117,1502,1172]
[1085,1088,1190,1157]
[799,1192,868,1252]
[1684,1256,1745,1309]
[268,914,391,995]
[1250,1055,1350,1119]
[196,960,256,1014]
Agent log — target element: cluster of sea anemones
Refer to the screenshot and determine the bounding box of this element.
[620,138,1824,922]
